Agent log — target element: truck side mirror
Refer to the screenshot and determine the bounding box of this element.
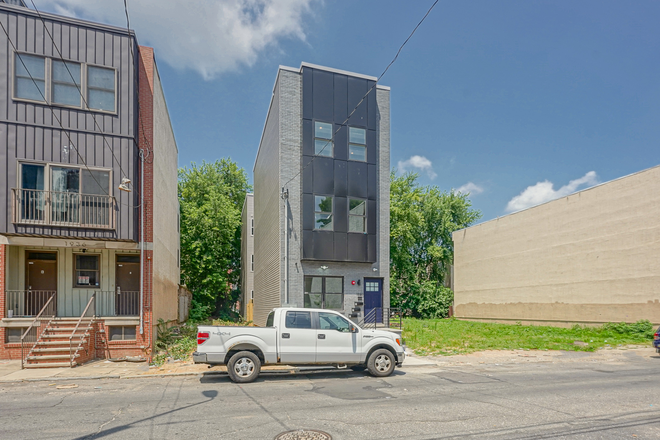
[350,325,358,333]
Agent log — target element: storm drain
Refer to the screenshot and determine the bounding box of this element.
[274,429,332,440]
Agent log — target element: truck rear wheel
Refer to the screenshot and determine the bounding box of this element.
[227,351,261,383]
[367,349,395,377]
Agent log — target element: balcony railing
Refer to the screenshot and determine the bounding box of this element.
[11,188,116,229]
[5,290,139,318]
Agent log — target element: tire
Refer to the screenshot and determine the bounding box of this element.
[227,351,261,383]
[367,349,395,377]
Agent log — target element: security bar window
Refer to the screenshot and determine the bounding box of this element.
[74,254,100,288]
[251,254,254,272]
[52,60,81,107]
[14,53,45,102]
[348,198,366,233]
[87,65,116,112]
[349,127,366,162]
[314,121,333,157]
[304,276,344,309]
[314,195,333,230]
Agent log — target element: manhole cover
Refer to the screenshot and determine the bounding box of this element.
[274,429,332,440]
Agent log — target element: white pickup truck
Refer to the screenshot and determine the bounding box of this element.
[193,307,405,383]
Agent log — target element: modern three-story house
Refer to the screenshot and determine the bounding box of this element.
[249,63,391,327]
[0,3,180,366]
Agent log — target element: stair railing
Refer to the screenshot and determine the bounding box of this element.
[20,292,57,369]
[359,307,403,331]
[69,293,96,367]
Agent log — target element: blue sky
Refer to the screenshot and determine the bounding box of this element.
[40,0,660,222]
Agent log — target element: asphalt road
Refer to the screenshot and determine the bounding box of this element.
[1,352,659,440]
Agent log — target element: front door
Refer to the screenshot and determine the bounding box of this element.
[363,278,383,323]
[279,310,317,363]
[115,255,140,315]
[316,311,360,363]
[25,251,57,316]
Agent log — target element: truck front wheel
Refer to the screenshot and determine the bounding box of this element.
[367,349,395,377]
[227,351,261,383]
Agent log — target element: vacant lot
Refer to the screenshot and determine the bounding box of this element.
[403,318,655,356]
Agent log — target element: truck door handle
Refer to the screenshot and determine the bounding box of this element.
[318,334,325,339]
[282,333,290,339]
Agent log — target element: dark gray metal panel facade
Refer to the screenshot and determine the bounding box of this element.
[301,66,377,262]
[0,5,139,241]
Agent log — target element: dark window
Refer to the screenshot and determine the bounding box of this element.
[314,121,333,157]
[14,53,45,101]
[5,328,24,343]
[285,311,312,329]
[251,255,254,272]
[27,252,56,260]
[348,198,366,233]
[304,276,343,309]
[21,164,45,190]
[251,217,254,236]
[109,326,136,341]
[314,195,333,230]
[266,311,274,327]
[52,60,81,107]
[87,65,116,112]
[75,254,100,288]
[319,312,351,332]
[348,127,366,162]
[117,255,140,263]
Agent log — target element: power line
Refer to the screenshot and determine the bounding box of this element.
[283,0,440,189]
[28,0,130,179]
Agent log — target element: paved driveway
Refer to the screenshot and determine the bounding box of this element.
[1,347,659,439]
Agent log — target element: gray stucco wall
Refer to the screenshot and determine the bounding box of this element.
[151,61,179,326]
[0,5,139,241]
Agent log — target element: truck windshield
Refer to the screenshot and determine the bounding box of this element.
[266,312,274,327]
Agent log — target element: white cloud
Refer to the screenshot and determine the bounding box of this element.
[397,155,437,179]
[505,171,599,213]
[456,182,484,195]
[38,0,317,79]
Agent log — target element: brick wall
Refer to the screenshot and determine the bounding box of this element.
[0,244,5,357]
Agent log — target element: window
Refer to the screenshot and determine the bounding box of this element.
[52,60,81,106]
[250,290,254,300]
[349,127,367,162]
[87,65,116,112]
[319,312,351,332]
[304,276,343,309]
[348,199,366,233]
[251,217,254,236]
[251,254,254,272]
[75,254,100,288]
[285,311,312,329]
[314,195,333,230]
[314,121,333,157]
[109,326,136,341]
[14,53,45,102]
[5,328,24,343]
[266,312,275,327]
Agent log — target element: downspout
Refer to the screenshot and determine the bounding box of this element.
[139,150,145,335]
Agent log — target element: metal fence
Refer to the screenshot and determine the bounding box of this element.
[5,290,139,318]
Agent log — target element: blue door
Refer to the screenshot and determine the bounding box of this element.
[363,278,383,323]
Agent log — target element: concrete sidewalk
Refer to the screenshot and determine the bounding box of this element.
[0,351,437,383]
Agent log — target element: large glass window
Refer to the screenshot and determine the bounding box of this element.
[75,254,100,288]
[52,60,81,107]
[314,121,333,157]
[14,53,45,101]
[314,195,333,230]
[87,66,116,112]
[304,276,344,309]
[285,311,312,329]
[348,199,367,233]
[349,127,367,162]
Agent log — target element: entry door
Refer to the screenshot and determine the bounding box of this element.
[279,310,317,363]
[316,312,360,363]
[26,251,57,316]
[116,255,140,315]
[363,278,383,323]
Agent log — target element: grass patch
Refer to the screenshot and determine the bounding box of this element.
[151,318,252,366]
[402,318,655,356]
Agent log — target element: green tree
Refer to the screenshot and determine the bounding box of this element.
[390,171,481,318]
[178,159,251,321]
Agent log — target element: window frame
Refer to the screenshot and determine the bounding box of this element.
[314,121,334,158]
[73,253,101,289]
[13,52,47,104]
[108,325,137,341]
[313,194,333,231]
[348,198,367,234]
[304,276,344,310]
[348,126,367,162]
[18,161,113,196]
[50,58,83,109]
[86,63,118,114]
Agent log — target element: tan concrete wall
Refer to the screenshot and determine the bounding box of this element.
[240,194,254,319]
[452,165,660,325]
[151,63,180,326]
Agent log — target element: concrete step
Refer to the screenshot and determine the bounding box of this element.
[42,333,87,338]
[27,354,80,361]
[32,347,77,353]
[24,362,77,368]
[33,341,81,346]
